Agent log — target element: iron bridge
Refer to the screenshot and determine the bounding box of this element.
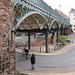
[14,0,70,52]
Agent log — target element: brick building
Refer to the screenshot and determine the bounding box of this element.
[55,9,72,34]
[0,0,15,74]
[69,8,75,32]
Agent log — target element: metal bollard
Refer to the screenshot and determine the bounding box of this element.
[48,47,50,52]
[54,46,56,50]
[72,41,73,44]
[57,46,58,49]
[40,47,41,52]
[49,47,50,52]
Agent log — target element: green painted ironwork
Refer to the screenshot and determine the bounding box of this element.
[57,29,59,45]
[45,31,48,53]
[16,11,46,28]
[28,32,31,49]
[14,0,70,30]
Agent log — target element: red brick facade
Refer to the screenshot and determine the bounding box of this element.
[0,0,15,74]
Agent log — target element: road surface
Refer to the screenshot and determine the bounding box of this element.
[16,33,75,73]
[16,46,75,73]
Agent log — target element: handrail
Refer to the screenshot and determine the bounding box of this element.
[15,0,70,25]
[26,0,69,25]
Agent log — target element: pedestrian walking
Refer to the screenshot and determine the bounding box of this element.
[30,54,36,70]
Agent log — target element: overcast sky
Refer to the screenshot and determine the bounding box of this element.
[43,0,75,16]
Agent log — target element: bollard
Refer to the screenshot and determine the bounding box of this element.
[54,46,56,50]
[40,47,41,52]
[57,46,58,49]
[49,47,50,52]
[72,41,73,44]
[57,46,58,50]
[48,47,50,52]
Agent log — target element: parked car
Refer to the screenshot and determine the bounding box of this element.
[36,33,45,38]
[66,39,71,42]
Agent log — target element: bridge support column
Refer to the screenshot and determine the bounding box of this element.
[57,29,59,45]
[34,33,36,38]
[28,32,31,49]
[64,28,66,35]
[51,32,55,44]
[45,31,48,53]
[67,28,68,35]
[61,28,64,35]
[66,28,68,35]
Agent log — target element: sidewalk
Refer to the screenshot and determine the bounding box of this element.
[19,71,75,75]
[16,44,75,56]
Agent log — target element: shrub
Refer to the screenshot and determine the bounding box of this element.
[21,33,25,37]
[58,35,69,45]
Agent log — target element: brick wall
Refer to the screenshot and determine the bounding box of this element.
[0,0,15,74]
[31,35,52,46]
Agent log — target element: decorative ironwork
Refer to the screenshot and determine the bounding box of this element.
[14,0,70,31]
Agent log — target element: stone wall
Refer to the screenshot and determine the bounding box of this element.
[0,0,15,74]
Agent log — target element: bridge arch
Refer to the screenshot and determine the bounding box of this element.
[14,0,71,53]
[49,20,59,29]
[60,23,64,28]
[16,11,48,30]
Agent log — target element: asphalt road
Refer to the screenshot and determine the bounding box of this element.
[16,33,75,73]
[16,46,75,73]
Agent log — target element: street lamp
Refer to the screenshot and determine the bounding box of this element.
[59,5,61,15]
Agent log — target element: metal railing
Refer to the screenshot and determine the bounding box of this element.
[28,0,69,25]
[15,0,70,25]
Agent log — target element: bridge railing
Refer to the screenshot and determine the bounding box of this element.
[51,8,61,19]
[18,0,69,25]
[27,0,69,25]
[27,0,51,13]
[51,8,69,25]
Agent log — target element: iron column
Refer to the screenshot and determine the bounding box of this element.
[57,28,59,45]
[28,32,31,49]
[45,31,48,53]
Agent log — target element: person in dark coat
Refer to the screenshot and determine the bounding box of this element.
[30,54,36,70]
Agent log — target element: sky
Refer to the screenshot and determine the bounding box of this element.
[43,0,75,16]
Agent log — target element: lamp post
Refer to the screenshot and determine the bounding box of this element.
[59,5,61,14]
